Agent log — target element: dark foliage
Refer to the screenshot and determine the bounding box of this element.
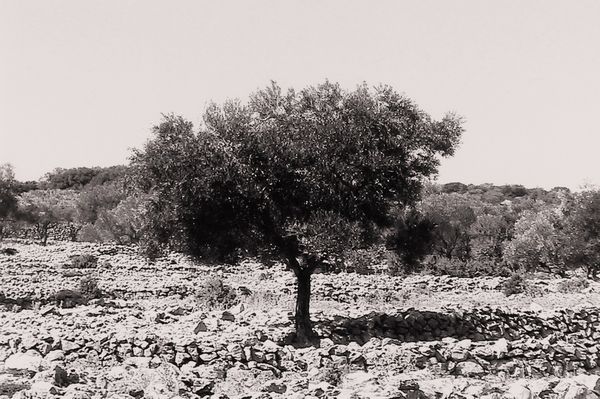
[557,277,589,294]
[386,208,435,271]
[130,81,464,341]
[68,254,98,269]
[502,273,527,296]
[78,276,102,299]
[195,277,238,310]
[42,165,129,190]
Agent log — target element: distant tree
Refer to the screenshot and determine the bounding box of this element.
[503,208,568,275]
[441,182,468,194]
[0,163,18,240]
[421,193,479,261]
[95,194,146,244]
[386,208,435,271]
[76,181,126,224]
[13,180,39,194]
[131,82,463,342]
[500,184,528,198]
[18,190,79,245]
[563,190,600,278]
[470,213,510,261]
[0,163,17,218]
[43,167,100,190]
[87,165,130,187]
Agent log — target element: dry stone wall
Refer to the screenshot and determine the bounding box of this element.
[325,307,599,344]
[3,306,600,383]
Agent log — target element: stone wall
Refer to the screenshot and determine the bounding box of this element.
[1,222,79,242]
[325,307,598,344]
[3,307,600,383]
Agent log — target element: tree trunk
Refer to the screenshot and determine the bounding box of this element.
[294,266,315,343]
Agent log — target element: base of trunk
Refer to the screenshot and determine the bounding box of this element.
[293,266,317,345]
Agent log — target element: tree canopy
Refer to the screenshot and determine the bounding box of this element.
[131,81,463,341]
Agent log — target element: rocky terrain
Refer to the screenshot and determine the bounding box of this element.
[2,241,600,398]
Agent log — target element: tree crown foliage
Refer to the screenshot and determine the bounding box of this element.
[42,165,129,190]
[132,81,463,262]
[0,163,18,220]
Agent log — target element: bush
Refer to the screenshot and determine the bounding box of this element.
[319,359,348,387]
[386,252,406,276]
[503,273,527,296]
[77,224,105,243]
[52,289,86,308]
[195,277,238,310]
[79,276,102,299]
[557,277,590,294]
[343,249,376,275]
[68,254,98,269]
[0,248,17,255]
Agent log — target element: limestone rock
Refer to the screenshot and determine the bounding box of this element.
[455,360,485,376]
[194,320,208,334]
[5,350,43,373]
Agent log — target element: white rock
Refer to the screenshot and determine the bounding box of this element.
[507,382,531,399]
[491,338,509,358]
[419,378,454,399]
[455,360,484,376]
[5,350,43,372]
[572,374,600,390]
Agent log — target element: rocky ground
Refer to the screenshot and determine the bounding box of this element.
[2,240,600,398]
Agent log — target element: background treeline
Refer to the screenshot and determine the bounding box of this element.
[2,162,599,279]
[0,164,143,245]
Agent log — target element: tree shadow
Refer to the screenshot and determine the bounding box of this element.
[312,309,491,346]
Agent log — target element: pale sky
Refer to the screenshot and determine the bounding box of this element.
[1,1,599,189]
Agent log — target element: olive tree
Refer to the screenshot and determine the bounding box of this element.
[0,163,18,240]
[503,208,569,275]
[131,81,462,342]
[421,193,480,261]
[18,189,79,245]
[563,189,600,278]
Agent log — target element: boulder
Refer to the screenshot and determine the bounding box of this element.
[507,382,532,399]
[29,381,59,395]
[222,311,235,322]
[455,360,485,376]
[262,379,287,394]
[45,350,65,363]
[61,339,81,353]
[5,351,43,373]
[194,321,208,334]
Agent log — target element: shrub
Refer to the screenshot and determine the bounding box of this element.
[0,248,17,255]
[68,254,98,269]
[320,359,348,387]
[52,289,86,308]
[387,208,435,271]
[557,277,590,294]
[503,273,527,296]
[195,277,238,310]
[343,249,376,275]
[79,276,102,299]
[386,252,406,276]
[503,209,568,276]
[77,224,105,243]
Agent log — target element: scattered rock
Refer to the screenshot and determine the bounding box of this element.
[194,320,208,333]
[5,351,43,373]
[222,311,235,322]
[455,360,485,376]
